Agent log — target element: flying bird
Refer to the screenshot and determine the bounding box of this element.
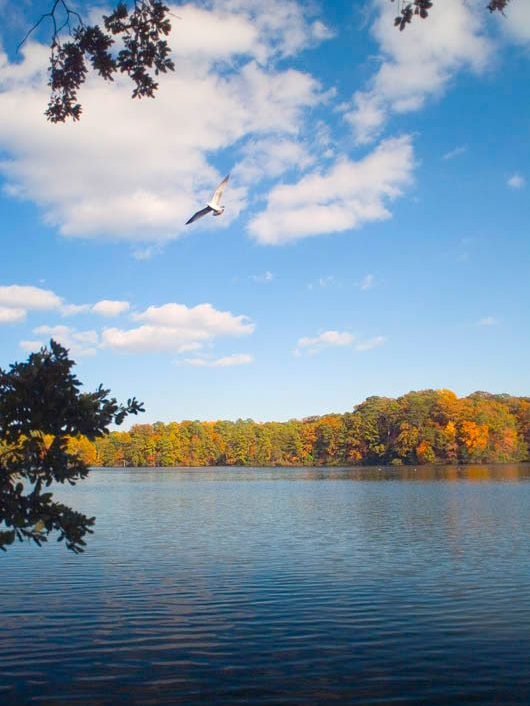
[186,174,230,225]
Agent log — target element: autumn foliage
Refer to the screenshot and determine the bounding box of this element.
[69,390,530,468]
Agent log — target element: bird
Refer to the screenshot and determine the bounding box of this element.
[185,174,230,225]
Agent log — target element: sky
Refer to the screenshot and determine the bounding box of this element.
[0,0,529,424]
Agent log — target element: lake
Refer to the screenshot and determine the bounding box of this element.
[2,465,530,705]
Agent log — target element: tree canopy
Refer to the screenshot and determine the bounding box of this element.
[71,389,530,469]
[0,340,143,553]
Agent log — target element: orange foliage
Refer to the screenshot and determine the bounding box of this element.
[460,421,489,459]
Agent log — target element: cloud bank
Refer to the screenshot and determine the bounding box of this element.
[0,1,327,242]
[249,136,414,244]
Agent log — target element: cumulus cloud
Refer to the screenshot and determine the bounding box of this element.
[346,0,490,143]
[0,284,134,323]
[249,135,414,244]
[102,302,254,353]
[0,284,62,311]
[501,1,530,45]
[169,4,259,61]
[61,303,92,316]
[0,1,327,243]
[0,306,26,323]
[295,330,354,355]
[19,339,45,352]
[132,302,254,334]
[0,284,64,324]
[7,289,254,360]
[208,0,333,59]
[507,174,526,190]
[91,300,130,317]
[183,353,253,367]
[236,137,314,183]
[25,325,99,356]
[61,299,130,317]
[295,329,386,355]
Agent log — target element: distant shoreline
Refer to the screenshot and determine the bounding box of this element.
[90,461,530,470]
[71,390,530,468]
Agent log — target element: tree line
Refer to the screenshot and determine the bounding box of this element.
[69,390,530,468]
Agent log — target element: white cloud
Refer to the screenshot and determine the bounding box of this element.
[236,137,314,183]
[0,306,26,323]
[0,1,327,242]
[131,245,163,261]
[91,300,130,317]
[0,284,132,323]
[507,174,526,190]
[0,284,62,311]
[295,330,354,355]
[170,4,259,61]
[209,0,333,59]
[501,1,530,45]
[102,302,254,353]
[19,339,45,352]
[359,274,375,291]
[101,326,205,353]
[183,353,253,367]
[355,335,386,351]
[249,135,414,244]
[132,302,254,334]
[346,92,386,146]
[251,271,274,283]
[29,325,99,356]
[443,145,467,160]
[5,288,255,360]
[478,316,498,327]
[295,329,386,355]
[307,275,336,290]
[61,299,130,317]
[61,303,92,316]
[346,0,490,143]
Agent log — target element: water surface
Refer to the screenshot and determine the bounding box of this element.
[2,465,530,705]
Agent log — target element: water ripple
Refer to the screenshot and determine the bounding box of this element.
[1,465,530,705]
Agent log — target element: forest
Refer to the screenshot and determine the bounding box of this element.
[68,390,530,468]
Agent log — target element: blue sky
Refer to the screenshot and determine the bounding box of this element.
[0,0,529,424]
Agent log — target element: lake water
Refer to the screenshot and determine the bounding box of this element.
[2,465,530,705]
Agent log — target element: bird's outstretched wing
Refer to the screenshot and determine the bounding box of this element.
[210,174,230,208]
[186,206,213,225]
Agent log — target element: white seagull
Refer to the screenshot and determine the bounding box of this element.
[186,174,230,225]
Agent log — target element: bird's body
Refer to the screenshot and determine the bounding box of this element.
[186,174,230,225]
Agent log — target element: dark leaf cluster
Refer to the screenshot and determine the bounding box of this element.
[392,1,434,30]
[391,0,511,30]
[0,340,143,553]
[40,1,174,122]
[487,0,511,12]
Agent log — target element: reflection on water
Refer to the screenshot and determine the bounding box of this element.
[1,465,530,705]
[128,463,529,482]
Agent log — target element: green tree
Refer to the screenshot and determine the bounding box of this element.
[0,340,143,552]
